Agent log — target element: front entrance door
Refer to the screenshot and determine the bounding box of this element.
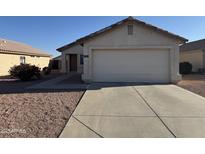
[70,54,77,72]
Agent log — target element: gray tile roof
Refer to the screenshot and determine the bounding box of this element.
[52,55,61,60]
[0,38,51,57]
[180,39,205,52]
[57,16,188,51]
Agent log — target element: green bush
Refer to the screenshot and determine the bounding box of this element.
[180,62,192,74]
[42,67,51,75]
[9,64,41,81]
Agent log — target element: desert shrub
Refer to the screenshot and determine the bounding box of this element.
[42,67,51,75]
[179,62,192,74]
[9,64,41,81]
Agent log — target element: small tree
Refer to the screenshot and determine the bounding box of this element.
[180,62,192,74]
[9,64,41,81]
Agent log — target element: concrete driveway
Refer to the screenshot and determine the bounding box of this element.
[60,83,205,138]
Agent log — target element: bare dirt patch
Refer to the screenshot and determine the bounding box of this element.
[0,74,84,137]
[177,74,205,97]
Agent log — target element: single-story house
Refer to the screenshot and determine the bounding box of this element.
[57,16,188,83]
[0,38,51,76]
[180,39,205,72]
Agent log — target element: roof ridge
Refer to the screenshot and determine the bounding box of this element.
[75,16,131,42]
[0,38,51,57]
[56,16,131,51]
[180,38,205,52]
[127,16,134,20]
[184,38,205,44]
[57,16,188,51]
[0,38,33,48]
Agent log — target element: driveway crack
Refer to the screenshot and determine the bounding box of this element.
[132,87,176,138]
[72,115,104,138]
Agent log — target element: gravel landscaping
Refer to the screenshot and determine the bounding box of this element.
[0,75,84,138]
[177,74,205,98]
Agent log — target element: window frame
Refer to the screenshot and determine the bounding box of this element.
[20,56,26,64]
[80,55,84,65]
[127,24,133,35]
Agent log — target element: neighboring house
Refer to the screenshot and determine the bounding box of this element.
[57,16,188,83]
[180,39,205,72]
[50,55,62,70]
[0,38,51,76]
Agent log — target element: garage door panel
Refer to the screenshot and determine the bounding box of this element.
[92,49,170,83]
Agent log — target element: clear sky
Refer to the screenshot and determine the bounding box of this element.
[0,16,205,57]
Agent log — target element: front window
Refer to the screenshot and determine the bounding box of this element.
[80,55,84,65]
[20,56,26,64]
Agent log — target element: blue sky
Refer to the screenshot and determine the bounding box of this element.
[0,16,205,57]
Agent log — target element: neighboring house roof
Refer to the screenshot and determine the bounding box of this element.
[0,38,51,57]
[52,55,61,60]
[180,39,205,52]
[57,16,188,52]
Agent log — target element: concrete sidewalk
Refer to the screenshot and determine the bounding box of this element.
[60,83,205,138]
[27,74,89,90]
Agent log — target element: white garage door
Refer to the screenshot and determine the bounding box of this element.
[92,49,170,83]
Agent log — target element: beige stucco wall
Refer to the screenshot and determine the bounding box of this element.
[61,44,83,73]
[0,52,50,76]
[180,49,203,72]
[82,22,182,83]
